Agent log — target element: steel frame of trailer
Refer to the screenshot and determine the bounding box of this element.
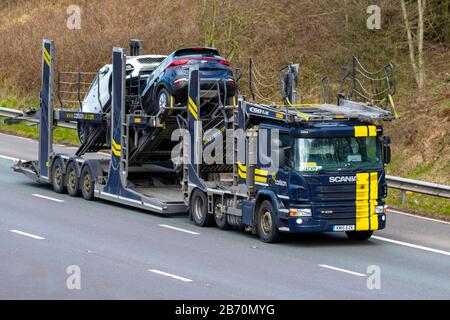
[13,39,187,214]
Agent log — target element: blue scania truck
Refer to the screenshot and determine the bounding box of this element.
[14,39,397,243]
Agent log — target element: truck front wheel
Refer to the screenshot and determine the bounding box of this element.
[190,189,214,227]
[257,200,281,243]
[346,231,373,241]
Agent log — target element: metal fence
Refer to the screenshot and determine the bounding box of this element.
[386,175,450,203]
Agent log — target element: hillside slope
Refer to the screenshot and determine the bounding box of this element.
[0,0,448,185]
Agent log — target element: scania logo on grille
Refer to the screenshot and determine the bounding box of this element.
[329,176,357,183]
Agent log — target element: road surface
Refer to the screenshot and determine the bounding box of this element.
[0,132,449,299]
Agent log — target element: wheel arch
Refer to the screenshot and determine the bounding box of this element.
[80,159,103,181]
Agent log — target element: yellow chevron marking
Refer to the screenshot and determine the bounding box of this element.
[188,96,198,112]
[355,172,379,231]
[44,48,50,61]
[43,55,50,67]
[43,48,51,67]
[188,104,198,120]
[237,168,268,183]
[237,162,269,177]
[112,139,121,151]
[111,147,121,157]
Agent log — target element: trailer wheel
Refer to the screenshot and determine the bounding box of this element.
[214,197,230,230]
[346,231,373,241]
[51,158,66,194]
[65,162,80,197]
[257,200,281,243]
[80,165,95,201]
[190,189,214,227]
[77,123,92,145]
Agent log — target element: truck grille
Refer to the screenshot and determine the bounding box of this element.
[315,185,355,201]
[138,57,165,64]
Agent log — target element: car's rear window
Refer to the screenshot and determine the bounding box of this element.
[174,48,220,57]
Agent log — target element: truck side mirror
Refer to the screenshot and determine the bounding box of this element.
[382,136,391,164]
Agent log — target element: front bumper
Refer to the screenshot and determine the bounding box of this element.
[278,213,386,233]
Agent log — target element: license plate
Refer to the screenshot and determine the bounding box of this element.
[333,225,355,231]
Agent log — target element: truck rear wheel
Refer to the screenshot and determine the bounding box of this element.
[80,165,95,201]
[346,231,373,241]
[51,158,66,194]
[190,189,214,227]
[214,197,230,230]
[65,162,80,197]
[257,200,281,243]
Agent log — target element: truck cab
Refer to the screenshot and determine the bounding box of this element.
[247,120,390,241]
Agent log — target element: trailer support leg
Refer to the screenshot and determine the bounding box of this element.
[38,39,55,181]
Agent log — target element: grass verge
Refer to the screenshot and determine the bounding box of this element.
[0,117,79,146]
[386,189,450,216]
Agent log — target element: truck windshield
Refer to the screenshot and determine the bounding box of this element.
[294,137,382,172]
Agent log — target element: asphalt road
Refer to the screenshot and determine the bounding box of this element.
[0,132,449,299]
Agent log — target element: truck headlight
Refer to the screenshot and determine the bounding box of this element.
[375,205,385,214]
[290,208,312,217]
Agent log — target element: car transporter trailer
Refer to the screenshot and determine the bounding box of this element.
[14,39,396,242]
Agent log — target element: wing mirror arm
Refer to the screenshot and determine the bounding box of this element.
[382,135,391,165]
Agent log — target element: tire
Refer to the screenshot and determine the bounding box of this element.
[256,200,281,243]
[65,162,80,197]
[157,87,170,111]
[51,158,66,194]
[80,165,95,200]
[77,123,90,145]
[190,189,214,227]
[346,231,373,241]
[214,197,231,230]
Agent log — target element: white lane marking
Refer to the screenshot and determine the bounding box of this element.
[319,264,366,277]
[148,269,193,282]
[388,208,450,225]
[372,236,450,257]
[159,224,199,235]
[0,154,21,162]
[10,229,45,240]
[32,193,64,203]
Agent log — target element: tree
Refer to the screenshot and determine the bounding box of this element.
[400,0,427,90]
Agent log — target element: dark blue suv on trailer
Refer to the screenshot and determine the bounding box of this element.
[141,47,237,115]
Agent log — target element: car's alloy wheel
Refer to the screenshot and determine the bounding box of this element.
[158,88,169,110]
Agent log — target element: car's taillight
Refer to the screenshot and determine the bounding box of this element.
[166,59,191,68]
[167,57,230,69]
